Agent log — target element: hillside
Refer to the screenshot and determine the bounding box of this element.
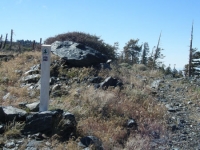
[0,49,199,150]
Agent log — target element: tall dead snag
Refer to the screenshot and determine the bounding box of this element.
[2,33,8,49]
[188,22,193,77]
[9,29,13,50]
[153,31,162,68]
[0,35,2,49]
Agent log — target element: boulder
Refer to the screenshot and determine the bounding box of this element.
[100,76,123,89]
[78,136,103,150]
[1,106,27,123]
[22,111,55,135]
[51,41,108,67]
[0,124,4,134]
[22,110,77,137]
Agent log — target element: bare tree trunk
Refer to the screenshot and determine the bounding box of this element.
[153,31,162,68]
[10,29,13,50]
[188,22,193,77]
[2,33,8,49]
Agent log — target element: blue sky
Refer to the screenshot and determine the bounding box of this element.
[1,0,200,70]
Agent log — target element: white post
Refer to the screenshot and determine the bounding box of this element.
[39,45,51,111]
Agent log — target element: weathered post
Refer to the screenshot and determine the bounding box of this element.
[2,33,8,49]
[10,29,13,50]
[0,35,2,49]
[32,40,35,50]
[39,45,51,111]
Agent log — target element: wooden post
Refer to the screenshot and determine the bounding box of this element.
[10,29,13,50]
[32,40,35,50]
[39,45,51,111]
[40,38,42,45]
[0,35,2,49]
[18,42,21,53]
[188,22,193,77]
[2,33,8,49]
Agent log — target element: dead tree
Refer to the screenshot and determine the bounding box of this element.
[153,31,162,68]
[2,33,8,49]
[9,29,13,50]
[188,22,194,77]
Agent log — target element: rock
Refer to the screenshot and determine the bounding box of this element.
[100,76,122,89]
[2,106,27,122]
[0,124,4,134]
[22,111,54,135]
[78,136,103,150]
[22,110,77,138]
[55,112,77,137]
[150,131,160,139]
[21,74,41,84]
[25,101,40,112]
[4,140,15,148]
[127,119,137,129]
[99,63,111,70]
[89,76,103,83]
[151,80,162,89]
[0,107,5,123]
[26,140,42,150]
[52,84,61,92]
[51,41,108,67]
[2,93,10,101]
[15,70,23,75]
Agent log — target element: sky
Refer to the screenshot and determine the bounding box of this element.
[0,0,200,70]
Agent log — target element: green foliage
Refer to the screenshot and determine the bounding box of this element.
[44,31,116,59]
[165,65,172,75]
[123,39,142,64]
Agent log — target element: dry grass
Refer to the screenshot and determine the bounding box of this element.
[0,52,169,149]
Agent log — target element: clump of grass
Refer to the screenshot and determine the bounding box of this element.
[4,121,24,139]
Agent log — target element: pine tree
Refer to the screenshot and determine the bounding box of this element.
[123,39,142,64]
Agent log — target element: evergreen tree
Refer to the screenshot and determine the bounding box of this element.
[123,39,142,64]
[165,64,172,75]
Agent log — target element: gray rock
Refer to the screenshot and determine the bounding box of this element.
[0,124,4,134]
[2,93,10,101]
[78,136,103,150]
[22,110,76,138]
[89,76,103,83]
[26,140,42,150]
[0,107,5,123]
[22,111,54,135]
[25,101,40,112]
[100,76,122,89]
[151,80,162,89]
[4,140,15,148]
[21,74,40,84]
[127,119,137,129]
[2,106,27,122]
[55,111,77,137]
[51,41,108,67]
